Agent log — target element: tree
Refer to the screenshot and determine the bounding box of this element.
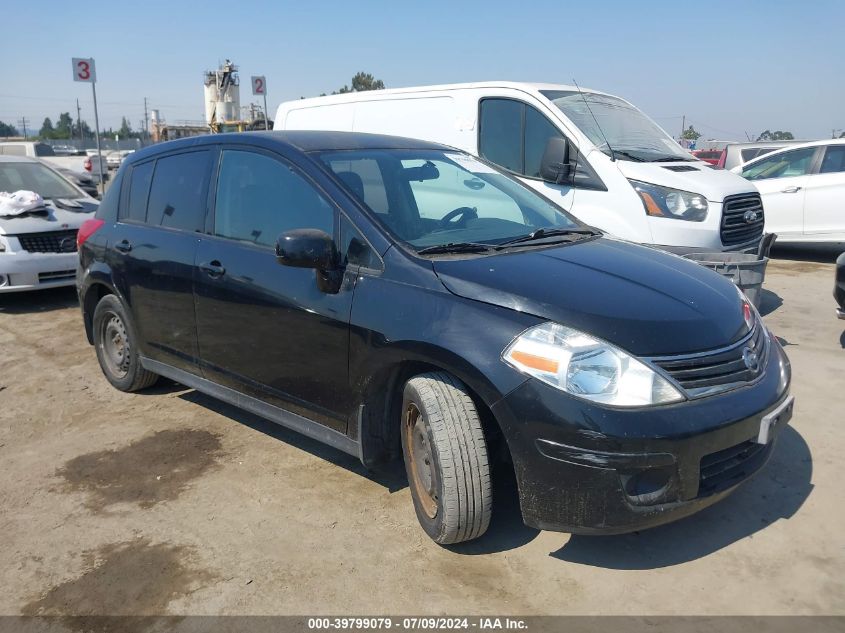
[118,116,133,138]
[39,117,55,139]
[72,119,93,139]
[681,125,701,141]
[756,130,794,141]
[332,71,385,95]
[0,120,19,137]
[54,112,73,139]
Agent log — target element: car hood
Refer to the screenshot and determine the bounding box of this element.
[615,159,754,202]
[432,237,749,356]
[0,199,98,235]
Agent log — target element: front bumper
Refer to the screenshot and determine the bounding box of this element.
[0,251,78,292]
[491,335,792,534]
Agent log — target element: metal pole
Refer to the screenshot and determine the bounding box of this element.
[76,99,83,146]
[91,82,105,196]
[263,92,269,131]
[680,115,685,142]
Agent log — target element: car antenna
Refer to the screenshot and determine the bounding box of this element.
[573,78,615,162]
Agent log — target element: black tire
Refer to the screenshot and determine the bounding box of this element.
[92,294,158,392]
[401,372,492,544]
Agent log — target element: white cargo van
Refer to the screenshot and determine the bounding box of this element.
[275,82,765,254]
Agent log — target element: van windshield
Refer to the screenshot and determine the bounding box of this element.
[316,149,585,252]
[541,90,692,162]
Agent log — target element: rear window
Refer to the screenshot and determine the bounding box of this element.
[145,151,212,232]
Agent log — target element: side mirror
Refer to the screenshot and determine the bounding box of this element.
[275,229,337,270]
[539,137,572,184]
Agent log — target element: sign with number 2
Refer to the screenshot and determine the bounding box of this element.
[72,58,96,83]
[251,76,266,96]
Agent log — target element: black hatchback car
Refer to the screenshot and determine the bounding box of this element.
[77,132,793,544]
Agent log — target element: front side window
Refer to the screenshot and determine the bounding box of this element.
[819,145,845,174]
[214,150,334,247]
[741,147,817,181]
[146,150,212,231]
[479,99,522,173]
[318,149,582,251]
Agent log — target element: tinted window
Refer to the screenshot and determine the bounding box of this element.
[742,147,817,180]
[819,146,845,174]
[479,99,522,173]
[214,150,334,247]
[34,144,56,157]
[525,106,563,178]
[123,160,154,222]
[95,169,122,222]
[146,150,212,231]
[341,216,380,270]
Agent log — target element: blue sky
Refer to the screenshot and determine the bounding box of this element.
[2,0,842,140]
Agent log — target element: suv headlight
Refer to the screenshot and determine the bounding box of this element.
[503,322,684,407]
[630,180,708,222]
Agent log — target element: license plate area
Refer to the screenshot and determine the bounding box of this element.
[756,395,794,444]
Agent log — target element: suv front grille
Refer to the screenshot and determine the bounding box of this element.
[15,230,78,253]
[699,439,768,496]
[649,323,767,397]
[721,193,764,247]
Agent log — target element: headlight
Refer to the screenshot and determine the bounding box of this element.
[630,180,708,222]
[503,322,684,407]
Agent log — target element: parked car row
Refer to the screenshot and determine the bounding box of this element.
[0,141,108,184]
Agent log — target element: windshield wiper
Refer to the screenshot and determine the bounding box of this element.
[416,242,492,255]
[609,150,646,162]
[496,227,599,248]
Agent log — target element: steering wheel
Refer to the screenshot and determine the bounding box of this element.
[438,206,478,229]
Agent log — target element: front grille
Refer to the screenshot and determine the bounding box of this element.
[38,270,76,282]
[649,323,767,397]
[15,230,78,253]
[721,193,764,247]
[699,439,768,496]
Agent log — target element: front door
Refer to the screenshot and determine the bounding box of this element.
[741,146,818,239]
[193,148,354,432]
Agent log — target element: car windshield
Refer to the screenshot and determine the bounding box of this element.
[0,161,82,199]
[316,149,584,252]
[541,90,692,162]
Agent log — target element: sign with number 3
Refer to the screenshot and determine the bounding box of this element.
[72,58,96,83]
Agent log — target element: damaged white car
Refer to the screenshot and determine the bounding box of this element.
[0,156,98,292]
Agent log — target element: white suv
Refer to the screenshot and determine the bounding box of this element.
[739,139,845,243]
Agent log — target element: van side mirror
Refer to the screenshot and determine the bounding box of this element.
[539,137,572,184]
[275,229,338,270]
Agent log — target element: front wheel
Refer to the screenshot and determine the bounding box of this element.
[92,294,158,392]
[401,372,492,544]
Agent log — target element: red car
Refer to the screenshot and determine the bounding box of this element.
[692,149,723,166]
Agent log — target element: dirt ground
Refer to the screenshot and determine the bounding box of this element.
[0,246,843,617]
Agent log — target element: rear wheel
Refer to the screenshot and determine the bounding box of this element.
[401,372,492,544]
[92,294,158,392]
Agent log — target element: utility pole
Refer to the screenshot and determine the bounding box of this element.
[143,97,149,143]
[18,117,29,140]
[680,115,685,141]
[76,99,83,145]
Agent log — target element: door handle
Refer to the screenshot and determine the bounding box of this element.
[781,186,802,193]
[199,260,226,278]
[115,239,132,253]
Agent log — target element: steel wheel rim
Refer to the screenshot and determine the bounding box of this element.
[405,403,438,519]
[101,312,130,379]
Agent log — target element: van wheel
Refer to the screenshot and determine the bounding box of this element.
[401,372,492,544]
[92,294,158,392]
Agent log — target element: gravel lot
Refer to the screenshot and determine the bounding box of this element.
[0,248,843,617]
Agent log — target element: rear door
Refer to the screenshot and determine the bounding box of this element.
[741,146,818,239]
[109,149,214,372]
[803,145,845,237]
[193,146,355,432]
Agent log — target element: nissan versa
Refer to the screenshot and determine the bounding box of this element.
[76,131,794,544]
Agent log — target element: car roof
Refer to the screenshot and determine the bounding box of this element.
[740,138,845,167]
[127,130,451,164]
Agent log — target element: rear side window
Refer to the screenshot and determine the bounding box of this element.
[213,150,334,247]
[146,150,212,231]
[123,160,154,222]
[34,143,56,157]
[819,146,845,174]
